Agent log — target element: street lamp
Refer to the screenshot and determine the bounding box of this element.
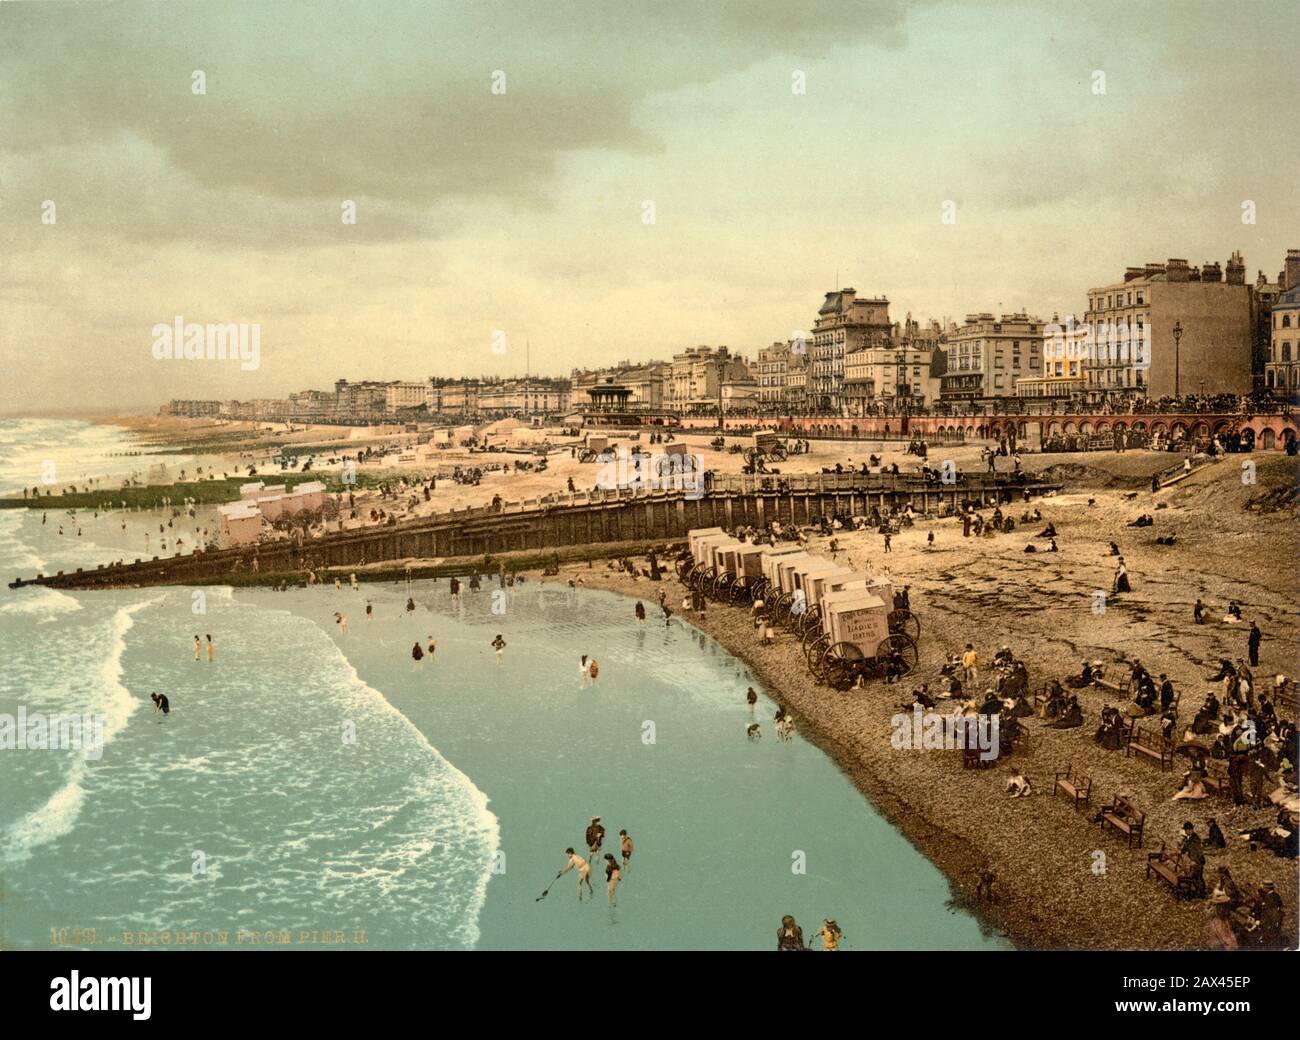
[1172,320,1183,399]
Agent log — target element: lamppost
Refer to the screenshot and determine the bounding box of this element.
[1172,320,1183,399]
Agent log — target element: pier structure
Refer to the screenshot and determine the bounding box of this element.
[11,472,1059,590]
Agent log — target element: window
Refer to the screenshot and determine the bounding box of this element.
[1285,315,1292,328]
[1136,291,1144,305]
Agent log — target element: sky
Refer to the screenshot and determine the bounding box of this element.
[0,0,1296,416]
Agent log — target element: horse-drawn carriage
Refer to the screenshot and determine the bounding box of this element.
[578,434,614,464]
[743,430,793,469]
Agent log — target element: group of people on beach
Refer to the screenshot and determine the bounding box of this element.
[192,634,215,662]
[952,629,1298,949]
[556,817,633,907]
[777,914,844,951]
[744,687,795,742]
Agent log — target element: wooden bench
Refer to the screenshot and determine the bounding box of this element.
[1099,795,1146,848]
[1031,684,1053,715]
[1145,843,1205,900]
[1200,758,1229,798]
[1091,666,1130,698]
[1053,764,1092,809]
[1125,721,1175,771]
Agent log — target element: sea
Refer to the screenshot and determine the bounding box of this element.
[0,417,1008,950]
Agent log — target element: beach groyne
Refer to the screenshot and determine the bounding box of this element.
[10,471,1060,590]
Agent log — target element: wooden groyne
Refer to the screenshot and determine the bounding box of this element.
[9,472,1061,591]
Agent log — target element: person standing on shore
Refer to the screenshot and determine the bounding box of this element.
[206,634,215,663]
[635,601,645,622]
[1248,622,1262,667]
[883,531,891,554]
[962,643,978,684]
[427,636,436,660]
[193,635,201,662]
[412,641,424,665]
[746,686,758,714]
[492,634,506,662]
[350,572,358,591]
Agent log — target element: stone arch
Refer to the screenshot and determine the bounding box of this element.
[1240,427,1256,451]
[1152,421,1168,435]
[1095,420,1110,433]
[1260,428,1276,450]
[1194,421,1210,438]
[1132,421,1147,432]
[1048,421,1062,436]
[1212,419,1233,435]
[966,425,975,438]
[1080,421,1093,434]
[1171,421,1188,438]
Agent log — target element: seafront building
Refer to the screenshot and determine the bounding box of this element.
[165,245,1296,423]
[1080,255,1252,399]
[1018,314,1089,399]
[842,316,945,414]
[1266,283,1300,394]
[810,288,892,413]
[667,345,752,412]
[939,312,1044,403]
[1260,250,1300,395]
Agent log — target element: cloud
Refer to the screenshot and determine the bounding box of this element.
[0,0,918,246]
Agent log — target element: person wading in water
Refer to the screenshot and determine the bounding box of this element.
[586,816,606,863]
[777,915,806,951]
[560,847,593,902]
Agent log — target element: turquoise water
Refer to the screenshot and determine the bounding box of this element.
[0,419,1007,950]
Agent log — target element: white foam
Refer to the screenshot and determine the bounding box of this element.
[1,595,161,863]
[0,586,82,616]
[318,639,502,946]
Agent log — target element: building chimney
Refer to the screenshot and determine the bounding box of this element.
[1124,267,1145,282]
[1144,262,1165,278]
[1165,258,1190,283]
[1202,261,1222,283]
[1285,249,1300,291]
[1225,251,1245,285]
